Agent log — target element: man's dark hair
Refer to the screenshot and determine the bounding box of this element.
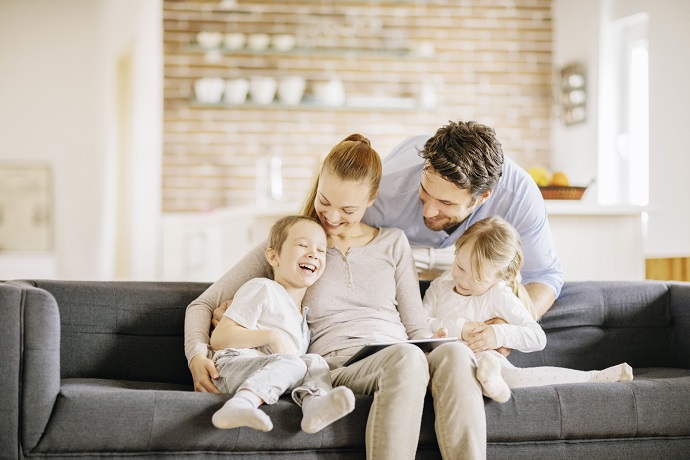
[420,121,504,199]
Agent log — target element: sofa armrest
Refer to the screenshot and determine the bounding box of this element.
[1,281,61,455]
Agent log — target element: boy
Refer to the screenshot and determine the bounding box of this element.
[209,215,355,433]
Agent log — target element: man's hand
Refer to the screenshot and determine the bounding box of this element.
[212,300,232,329]
[484,317,512,357]
[189,354,220,393]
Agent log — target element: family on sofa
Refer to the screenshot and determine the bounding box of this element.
[184,121,631,460]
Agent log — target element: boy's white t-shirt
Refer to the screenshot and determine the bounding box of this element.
[422,271,546,352]
[222,278,310,356]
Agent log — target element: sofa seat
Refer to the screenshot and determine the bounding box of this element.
[31,368,690,457]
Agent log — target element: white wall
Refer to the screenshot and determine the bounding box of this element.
[552,0,690,257]
[0,0,162,280]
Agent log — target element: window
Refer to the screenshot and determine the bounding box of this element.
[599,13,649,205]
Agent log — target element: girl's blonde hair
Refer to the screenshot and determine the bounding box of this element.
[454,216,536,319]
[301,134,382,220]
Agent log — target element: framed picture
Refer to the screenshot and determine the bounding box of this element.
[0,164,53,251]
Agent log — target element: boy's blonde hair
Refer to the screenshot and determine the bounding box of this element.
[454,216,536,319]
[301,134,382,220]
[268,215,323,255]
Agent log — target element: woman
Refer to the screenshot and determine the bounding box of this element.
[184,134,486,459]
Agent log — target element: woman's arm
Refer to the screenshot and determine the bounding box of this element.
[184,240,272,392]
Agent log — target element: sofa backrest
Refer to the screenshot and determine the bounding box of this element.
[26,280,210,386]
[20,279,690,386]
[509,281,690,370]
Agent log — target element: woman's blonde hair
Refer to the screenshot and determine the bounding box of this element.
[301,134,382,220]
[454,216,536,319]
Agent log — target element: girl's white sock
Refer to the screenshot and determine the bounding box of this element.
[476,353,511,403]
[590,363,634,383]
[301,386,356,434]
[212,390,273,431]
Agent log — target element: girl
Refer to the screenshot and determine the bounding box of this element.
[423,216,633,403]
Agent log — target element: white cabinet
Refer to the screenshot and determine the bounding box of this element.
[161,204,297,282]
[546,202,646,281]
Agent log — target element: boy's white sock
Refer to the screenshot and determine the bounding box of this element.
[212,390,273,431]
[301,386,356,434]
[476,354,511,403]
[590,363,634,383]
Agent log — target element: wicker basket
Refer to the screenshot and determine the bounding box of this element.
[539,185,587,200]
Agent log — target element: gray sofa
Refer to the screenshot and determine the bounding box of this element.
[2,279,690,460]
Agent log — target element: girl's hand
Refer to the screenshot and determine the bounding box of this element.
[267,329,296,355]
[189,354,220,393]
[465,325,498,353]
[461,321,485,342]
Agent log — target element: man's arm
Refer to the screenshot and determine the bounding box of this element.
[525,282,557,319]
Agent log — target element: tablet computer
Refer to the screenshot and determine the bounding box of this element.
[342,337,459,366]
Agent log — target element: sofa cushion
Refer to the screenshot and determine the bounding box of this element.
[33,379,370,455]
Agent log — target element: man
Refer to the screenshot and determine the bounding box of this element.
[363,121,563,318]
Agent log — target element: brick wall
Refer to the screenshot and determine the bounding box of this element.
[163,0,553,212]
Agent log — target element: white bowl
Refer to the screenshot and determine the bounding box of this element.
[224,78,249,104]
[224,32,246,50]
[247,33,270,51]
[249,76,277,105]
[194,78,225,104]
[313,78,345,106]
[271,34,296,51]
[196,31,223,49]
[277,76,306,105]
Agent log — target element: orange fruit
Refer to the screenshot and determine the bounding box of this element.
[550,171,569,187]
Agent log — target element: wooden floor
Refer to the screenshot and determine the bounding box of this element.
[646,257,690,282]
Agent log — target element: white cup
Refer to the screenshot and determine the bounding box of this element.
[224,78,249,104]
[277,76,306,105]
[249,76,277,105]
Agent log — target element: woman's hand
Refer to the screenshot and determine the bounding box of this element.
[189,353,220,393]
[432,327,448,338]
[212,300,232,329]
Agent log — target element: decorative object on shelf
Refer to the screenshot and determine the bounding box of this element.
[224,78,249,104]
[224,32,246,50]
[557,63,587,125]
[538,186,587,200]
[277,76,306,106]
[271,34,296,51]
[194,77,225,104]
[196,31,223,49]
[312,77,345,106]
[418,80,438,108]
[248,76,277,105]
[247,33,270,51]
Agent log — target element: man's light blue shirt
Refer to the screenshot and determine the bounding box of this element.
[363,134,564,297]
